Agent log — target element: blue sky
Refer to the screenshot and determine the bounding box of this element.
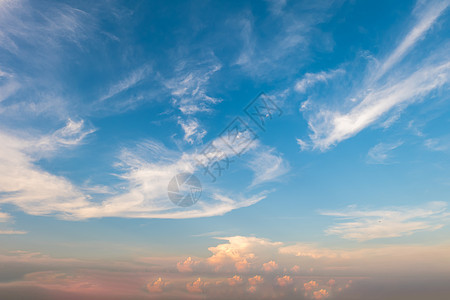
[1,0,450,299]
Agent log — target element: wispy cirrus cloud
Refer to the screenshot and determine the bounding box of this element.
[366,141,403,164]
[0,120,95,218]
[165,60,222,115]
[299,0,450,151]
[321,201,448,241]
[98,65,152,102]
[177,118,207,144]
[295,69,345,93]
[248,148,289,186]
[372,0,450,81]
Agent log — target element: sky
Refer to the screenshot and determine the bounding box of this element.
[0,0,450,299]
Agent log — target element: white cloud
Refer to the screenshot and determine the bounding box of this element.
[308,61,450,150]
[301,1,450,150]
[366,141,403,164]
[0,0,92,55]
[265,0,286,16]
[321,201,448,241]
[372,0,449,81]
[0,118,269,220]
[0,210,26,234]
[0,210,11,222]
[248,148,289,186]
[295,69,345,93]
[165,62,222,115]
[99,65,152,102]
[0,120,95,218]
[177,118,207,144]
[425,136,450,151]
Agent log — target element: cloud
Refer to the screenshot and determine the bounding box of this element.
[0,120,95,218]
[0,120,269,220]
[1,237,450,299]
[0,0,93,55]
[248,148,289,186]
[165,61,222,115]
[262,260,279,272]
[301,1,450,150]
[366,141,403,164]
[146,277,168,293]
[0,210,11,222]
[248,275,264,285]
[295,69,345,93]
[0,230,27,235]
[227,275,243,286]
[372,0,449,81]
[313,289,329,299]
[321,201,448,241]
[425,136,450,151]
[304,280,319,292]
[233,1,341,77]
[177,257,198,273]
[307,62,450,150]
[186,277,206,293]
[177,118,207,144]
[276,275,293,287]
[207,236,281,273]
[265,0,287,16]
[99,65,152,102]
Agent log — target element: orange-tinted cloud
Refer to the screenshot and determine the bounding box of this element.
[262,260,278,272]
[313,288,329,299]
[277,275,293,287]
[186,277,205,293]
[227,275,243,286]
[147,277,168,293]
[248,275,264,285]
[304,280,319,291]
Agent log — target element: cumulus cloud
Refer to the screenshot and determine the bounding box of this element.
[186,277,206,293]
[248,275,264,285]
[227,275,243,286]
[146,277,168,293]
[313,289,329,299]
[277,275,293,286]
[304,280,319,292]
[207,236,281,273]
[262,260,279,272]
[177,257,198,273]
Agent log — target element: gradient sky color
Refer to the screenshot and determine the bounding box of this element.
[1,0,450,299]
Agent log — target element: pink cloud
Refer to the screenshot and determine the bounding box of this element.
[227,275,243,286]
[313,289,329,299]
[277,275,293,287]
[177,257,198,273]
[186,277,205,293]
[146,277,168,293]
[262,260,278,272]
[304,280,319,292]
[248,275,264,285]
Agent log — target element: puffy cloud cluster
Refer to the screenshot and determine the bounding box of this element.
[146,277,168,293]
[186,277,207,293]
